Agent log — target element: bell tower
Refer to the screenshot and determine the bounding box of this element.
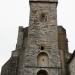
[18,0,61,75]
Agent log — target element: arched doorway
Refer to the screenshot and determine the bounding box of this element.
[37,52,49,66]
[37,70,48,75]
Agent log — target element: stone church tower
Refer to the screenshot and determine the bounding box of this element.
[1,0,70,75]
[18,0,61,75]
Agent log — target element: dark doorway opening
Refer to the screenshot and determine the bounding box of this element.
[37,70,48,75]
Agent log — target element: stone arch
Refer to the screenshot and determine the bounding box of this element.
[37,52,49,66]
[37,70,48,75]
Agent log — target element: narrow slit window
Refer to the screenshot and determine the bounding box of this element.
[41,46,44,50]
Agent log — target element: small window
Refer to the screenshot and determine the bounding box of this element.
[40,13,47,22]
[40,46,44,50]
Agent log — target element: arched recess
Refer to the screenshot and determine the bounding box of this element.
[37,70,48,75]
[37,52,49,66]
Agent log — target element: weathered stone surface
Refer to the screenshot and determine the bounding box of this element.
[18,0,61,75]
[67,51,75,75]
[1,55,18,75]
[1,0,74,75]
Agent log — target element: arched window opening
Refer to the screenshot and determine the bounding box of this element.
[37,52,49,66]
[37,70,48,75]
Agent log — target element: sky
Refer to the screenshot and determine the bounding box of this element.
[0,0,75,73]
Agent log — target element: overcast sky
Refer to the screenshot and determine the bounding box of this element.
[0,0,75,72]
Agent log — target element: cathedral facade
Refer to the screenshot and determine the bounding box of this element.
[1,0,75,75]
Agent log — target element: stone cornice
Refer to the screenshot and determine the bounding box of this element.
[29,0,58,3]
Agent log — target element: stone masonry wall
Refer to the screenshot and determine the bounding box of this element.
[69,57,75,75]
[58,26,69,75]
[18,1,62,75]
[1,56,18,75]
